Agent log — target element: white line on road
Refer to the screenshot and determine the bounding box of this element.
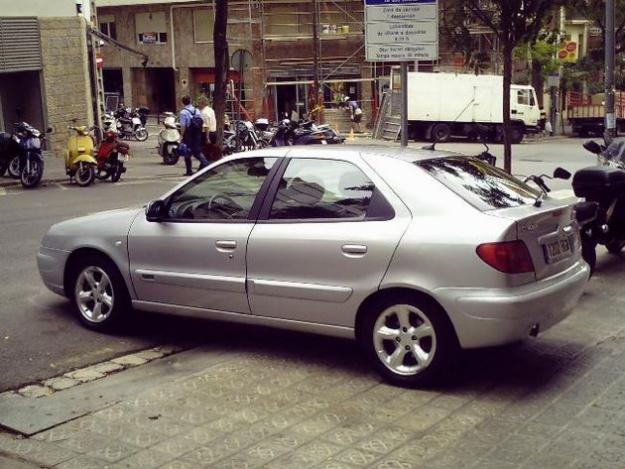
[56,183,69,191]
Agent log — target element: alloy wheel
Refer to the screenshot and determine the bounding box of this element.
[372,304,437,376]
[74,266,115,323]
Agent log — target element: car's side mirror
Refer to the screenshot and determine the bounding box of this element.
[553,167,571,180]
[146,200,166,222]
[583,140,602,155]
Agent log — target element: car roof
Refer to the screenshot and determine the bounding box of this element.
[237,144,461,163]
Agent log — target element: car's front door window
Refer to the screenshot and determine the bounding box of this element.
[167,157,277,221]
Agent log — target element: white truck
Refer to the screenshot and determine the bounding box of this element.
[407,72,541,143]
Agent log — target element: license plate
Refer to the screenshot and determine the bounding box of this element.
[544,235,575,263]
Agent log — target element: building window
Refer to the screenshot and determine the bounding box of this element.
[193,8,215,43]
[135,11,167,44]
[99,14,116,40]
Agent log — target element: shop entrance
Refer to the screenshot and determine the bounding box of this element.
[0,71,44,132]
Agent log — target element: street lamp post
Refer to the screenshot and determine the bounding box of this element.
[605,0,616,140]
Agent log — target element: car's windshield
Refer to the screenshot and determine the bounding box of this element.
[416,156,540,210]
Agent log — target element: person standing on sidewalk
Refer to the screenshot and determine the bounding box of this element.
[198,95,217,145]
[179,95,209,176]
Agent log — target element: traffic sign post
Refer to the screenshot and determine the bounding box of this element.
[364,0,438,146]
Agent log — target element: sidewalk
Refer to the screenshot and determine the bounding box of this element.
[2,265,625,469]
[0,137,185,188]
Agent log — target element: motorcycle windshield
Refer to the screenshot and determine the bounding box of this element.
[603,138,625,163]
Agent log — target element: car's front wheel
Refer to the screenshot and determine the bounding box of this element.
[359,294,458,387]
[70,255,131,331]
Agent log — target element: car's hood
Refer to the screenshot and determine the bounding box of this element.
[41,206,143,251]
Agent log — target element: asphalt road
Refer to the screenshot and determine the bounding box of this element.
[0,136,609,391]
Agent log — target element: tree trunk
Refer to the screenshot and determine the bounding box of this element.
[531,58,544,108]
[213,0,228,148]
[502,40,513,173]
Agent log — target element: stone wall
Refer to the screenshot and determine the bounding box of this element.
[40,16,93,152]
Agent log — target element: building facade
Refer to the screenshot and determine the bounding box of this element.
[0,0,94,151]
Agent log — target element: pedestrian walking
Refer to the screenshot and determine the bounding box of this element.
[344,96,363,133]
[198,95,217,145]
[179,95,209,176]
[545,120,553,137]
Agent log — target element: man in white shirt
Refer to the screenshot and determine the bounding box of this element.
[198,95,217,144]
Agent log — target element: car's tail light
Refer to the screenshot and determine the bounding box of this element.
[476,241,534,274]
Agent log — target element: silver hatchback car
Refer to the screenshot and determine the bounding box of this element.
[38,146,589,386]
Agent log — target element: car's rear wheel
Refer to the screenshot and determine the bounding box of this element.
[70,254,131,331]
[359,293,458,387]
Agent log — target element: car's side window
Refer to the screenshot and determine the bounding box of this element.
[167,157,277,221]
[269,159,375,220]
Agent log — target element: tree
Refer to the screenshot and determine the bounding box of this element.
[515,38,560,107]
[213,0,229,148]
[464,0,559,173]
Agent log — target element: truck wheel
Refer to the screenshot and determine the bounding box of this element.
[511,127,524,144]
[431,123,451,142]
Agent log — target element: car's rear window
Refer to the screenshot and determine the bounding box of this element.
[416,156,539,210]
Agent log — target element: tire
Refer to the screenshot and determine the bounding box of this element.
[430,123,451,143]
[95,168,110,180]
[20,158,44,188]
[581,234,597,277]
[359,293,459,387]
[135,128,149,142]
[510,127,524,144]
[8,156,20,179]
[606,240,625,255]
[111,163,123,182]
[162,143,180,165]
[69,254,131,331]
[75,163,95,187]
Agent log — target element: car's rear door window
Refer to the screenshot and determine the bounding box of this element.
[416,156,539,210]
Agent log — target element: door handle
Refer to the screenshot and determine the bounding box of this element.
[216,240,237,250]
[342,244,367,255]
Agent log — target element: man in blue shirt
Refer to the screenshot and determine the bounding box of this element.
[179,95,209,176]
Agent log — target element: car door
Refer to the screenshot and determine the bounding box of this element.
[246,155,411,327]
[128,156,279,313]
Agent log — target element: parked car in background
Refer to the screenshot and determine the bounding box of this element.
[37,146,589,386]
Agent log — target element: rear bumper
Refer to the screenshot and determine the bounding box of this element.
[434,261,590,349]
[37,246,70,296]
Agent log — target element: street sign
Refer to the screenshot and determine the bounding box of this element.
[364,0,438,62]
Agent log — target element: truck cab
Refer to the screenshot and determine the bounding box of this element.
[511,85,540,132]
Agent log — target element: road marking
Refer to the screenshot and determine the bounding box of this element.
[56,183,69,191]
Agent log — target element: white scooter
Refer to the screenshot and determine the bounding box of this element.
[157,112,181,165]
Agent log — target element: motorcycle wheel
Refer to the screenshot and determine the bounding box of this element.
[135,128,149,142]
[162,143,179,165]
[8,156,20,178]
[75,163,95,187]
[20,158,44,188]
[111,163,124,183]
[95,168,110,180]
[606,240,625,255]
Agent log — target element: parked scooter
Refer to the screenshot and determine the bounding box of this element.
[300,120,345,144]
[12,122,48,188]
[95,130,129,182]
[65,126,98,187]
[572,138,625,273]
[157,112,181,165]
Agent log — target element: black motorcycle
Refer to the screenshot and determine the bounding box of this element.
[8,122,47,188]
[270,119,327,146]
[114,107,149,142]
[0,130,21,178]
[572,138,625,273]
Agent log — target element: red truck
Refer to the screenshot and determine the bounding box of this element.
[568,91,625,137]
